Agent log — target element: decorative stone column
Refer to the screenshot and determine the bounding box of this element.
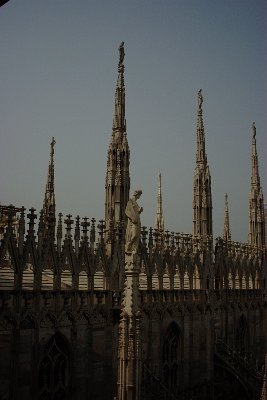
[117,253,142,400]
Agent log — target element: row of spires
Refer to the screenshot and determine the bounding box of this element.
[41,42,265,249]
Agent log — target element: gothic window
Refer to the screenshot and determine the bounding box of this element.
[162,322,181,393]
[39,333,69,400]
[235,315,248,356]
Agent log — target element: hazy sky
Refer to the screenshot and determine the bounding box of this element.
[0,0,266,242]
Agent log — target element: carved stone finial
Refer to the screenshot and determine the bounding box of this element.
[90,218,96,245]
[141,226,148,245]
[27,208,37,236]
[75,216,80,238]
[98,220,105,240]
[64,214,73,239]
[223,193,231,242]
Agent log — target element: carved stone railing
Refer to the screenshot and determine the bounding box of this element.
[140,289,207,305]
[0,289,122,316]
[213,289,263,302]
[139,289,263,306]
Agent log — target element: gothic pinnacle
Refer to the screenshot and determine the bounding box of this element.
[193,89,212,238]
[112,42,126,134]
[46,137,56,193]
[249,122,265,247]
[223,193,231,241]
[196,89,206,164]
[105,44,130,230]
[251,122,260,190]
[155,172,164,232]
[43,137,56,238]
[198,89,203,113]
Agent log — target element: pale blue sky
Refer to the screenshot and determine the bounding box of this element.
[0,0,266,242]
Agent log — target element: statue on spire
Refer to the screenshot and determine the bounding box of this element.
[118,42,125,66]
[198,89,203,109]
[252,122,256,139]
[125,190,143,254]
[50,137,56,157]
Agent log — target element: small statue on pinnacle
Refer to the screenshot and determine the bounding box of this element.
[125,190,143,254]
[50,137,56,157]
[119,42,125,66]
[198,89,203,109]
[252,122,256,139]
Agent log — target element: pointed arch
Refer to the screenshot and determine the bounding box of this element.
[22,262,35,290]
[193,264,201,289]
[93,256,106,290]
[38,332,70,400]
[78,243,92,275]
[235,315,249,356]
[162,322,182,393]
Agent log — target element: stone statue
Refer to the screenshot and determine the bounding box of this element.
[125,190,143,254]
[198,89,203,109]
[50,137,56,157]
[119,42,125,66]
[253,122,256,139]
